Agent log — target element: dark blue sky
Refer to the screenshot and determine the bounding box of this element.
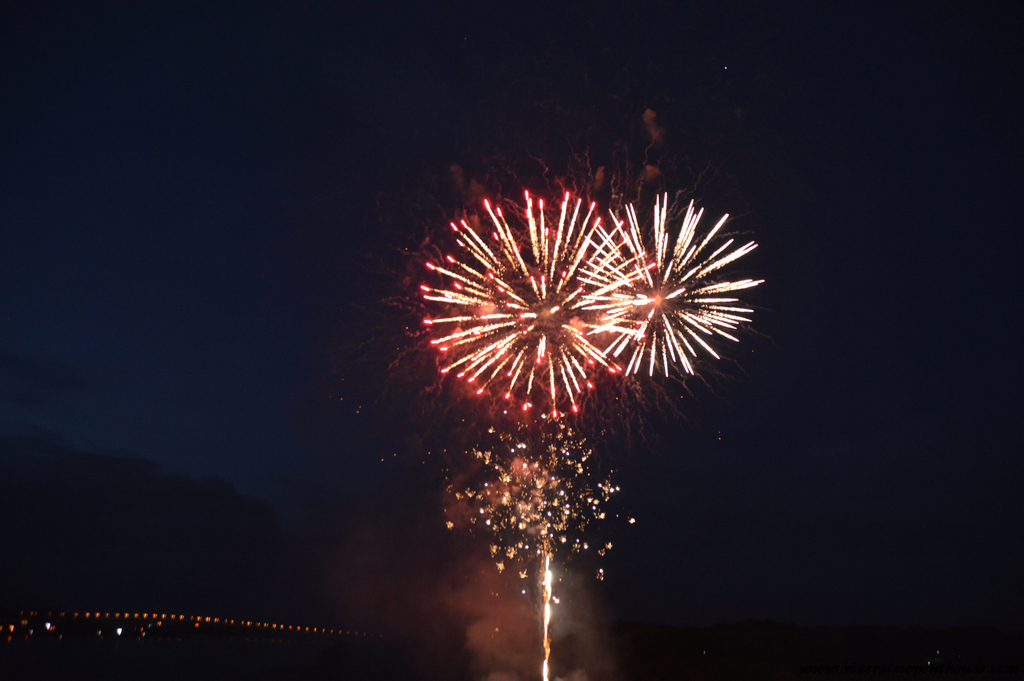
[1,1,1021,634]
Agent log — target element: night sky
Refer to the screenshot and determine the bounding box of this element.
[1,0,1021,655]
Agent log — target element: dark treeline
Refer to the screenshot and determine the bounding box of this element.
[612,620,1023,680]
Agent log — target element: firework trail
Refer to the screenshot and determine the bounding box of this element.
[446,424,617,681]
[422,192,630,417]
[586,194,763,377]
[542,552,552,681]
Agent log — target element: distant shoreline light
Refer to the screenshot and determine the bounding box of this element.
[1,608,384,641]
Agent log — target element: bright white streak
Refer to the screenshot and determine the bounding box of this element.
[542,552,552,681]
[596,194,761,377]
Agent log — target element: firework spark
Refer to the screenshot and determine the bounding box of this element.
[422,192,628,416]
[445,426,617,571]
[586,194,763,377]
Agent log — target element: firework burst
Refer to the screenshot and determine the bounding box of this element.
[417,177,763,681]
[421,192,629,417]
[587,194,763,377]
[445,425,617,576]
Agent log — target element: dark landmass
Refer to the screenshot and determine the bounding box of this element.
[3,609,1020,680]
[611,621,1023,680]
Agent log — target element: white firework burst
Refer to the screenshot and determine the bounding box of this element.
[585,194,763,377]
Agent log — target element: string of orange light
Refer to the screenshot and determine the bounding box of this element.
[7,610,381,638]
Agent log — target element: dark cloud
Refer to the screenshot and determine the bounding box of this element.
[0,354,88,407]
[0,435,326,624]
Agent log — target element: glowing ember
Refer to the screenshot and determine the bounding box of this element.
[445,425,616,569]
